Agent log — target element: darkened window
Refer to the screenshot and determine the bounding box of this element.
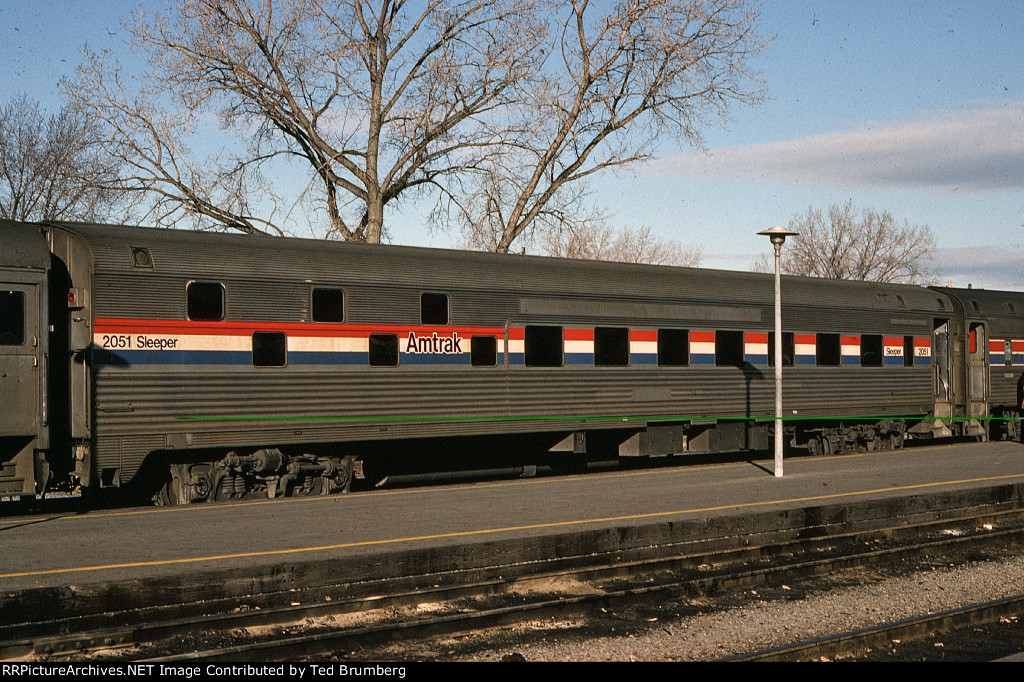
[715,330,744,367]
[369,334,399,366]
[0,291,25,345]
[421,293,449,325]
[768,332,795,367]
[187,282,224,321]
[860,334,883,367]
[252,332,287,367]
[594,327,629,366]
[657,328,689,366]
[816,333,841,366]
[525,326,563,367]
[312,288,345,322]
[905,336,916,367]
[471,336,497,367]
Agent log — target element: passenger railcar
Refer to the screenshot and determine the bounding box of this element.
[1,220,1021,503]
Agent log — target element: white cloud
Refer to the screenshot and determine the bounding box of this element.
[933,246,1024,290]
[650,103,1024,191]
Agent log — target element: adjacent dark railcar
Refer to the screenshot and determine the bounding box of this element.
[933,287,1024,442]
[1,220,1020,503]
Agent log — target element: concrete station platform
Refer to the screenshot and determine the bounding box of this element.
[2,441,1024,618]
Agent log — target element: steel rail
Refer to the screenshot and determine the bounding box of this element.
[722,594,1024,662]
[7,511,1019,662]
[6,503,1024,659]
[144,525,1024,662]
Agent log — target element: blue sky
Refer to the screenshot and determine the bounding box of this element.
[2,1,1022,289]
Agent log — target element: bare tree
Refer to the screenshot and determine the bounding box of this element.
[64,0,547,238]
[0,94,123,222]
[540,219,701,266]
[753,201,939,284]
[440,0,764,252]
[66,0,763,249]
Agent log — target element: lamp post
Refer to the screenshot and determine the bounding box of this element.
[757,226,799,477]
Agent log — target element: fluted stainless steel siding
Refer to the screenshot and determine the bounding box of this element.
[53,222,949,483]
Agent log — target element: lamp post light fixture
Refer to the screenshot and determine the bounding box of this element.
[757,226,799,477]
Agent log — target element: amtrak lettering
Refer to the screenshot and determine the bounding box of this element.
[405,332,463,354]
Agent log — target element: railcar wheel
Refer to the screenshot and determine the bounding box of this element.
[331,456,355,494]
[819,434,834,456]
[154,463,214,505]
[158,466,187,506]
[806,437,821,456]
[191,467,212,501]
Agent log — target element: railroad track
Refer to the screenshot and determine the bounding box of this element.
[725,594,1024,662]
[5,504,1024,662]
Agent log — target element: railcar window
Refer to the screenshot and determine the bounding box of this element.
[0,291,25,345]
[594,327,629,366]
[715,330,744,367]
[252,332,287,367]
[421,293,449,325]
[312,289,345,322]
[187,282,225,321]
[524,326,563,367]
[471,336,497,367]
[904,336,915,367]
[369,334,399,366]
[657,329,689,366]
[1005,339,1013,366]
[860,335,883,367]
[768,332,795,367]
[816,333,841,366]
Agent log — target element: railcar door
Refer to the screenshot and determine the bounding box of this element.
[932,319,953,430]
[0,275,48,495]
[967,321,990,436]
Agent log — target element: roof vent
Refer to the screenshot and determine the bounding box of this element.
[130,246,153,269]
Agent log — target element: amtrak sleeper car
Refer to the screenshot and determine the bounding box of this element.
[1,220,1022,503]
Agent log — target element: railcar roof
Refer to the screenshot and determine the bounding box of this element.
[0,220,51,270]
[933,286,1024,335]
[49,221,952,314]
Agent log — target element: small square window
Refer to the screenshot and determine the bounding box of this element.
[657,329,689,366]
[594,327,629,366]
[860,335,883,367]
[421,293,449,325]
[471,336,497,367]
[312,289,345,322]
[252,332,287,367]
[369,334,399,366]
[525,326,563,367]
[187,282,224,321]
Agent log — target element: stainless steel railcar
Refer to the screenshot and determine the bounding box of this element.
[1,220,1021,503]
